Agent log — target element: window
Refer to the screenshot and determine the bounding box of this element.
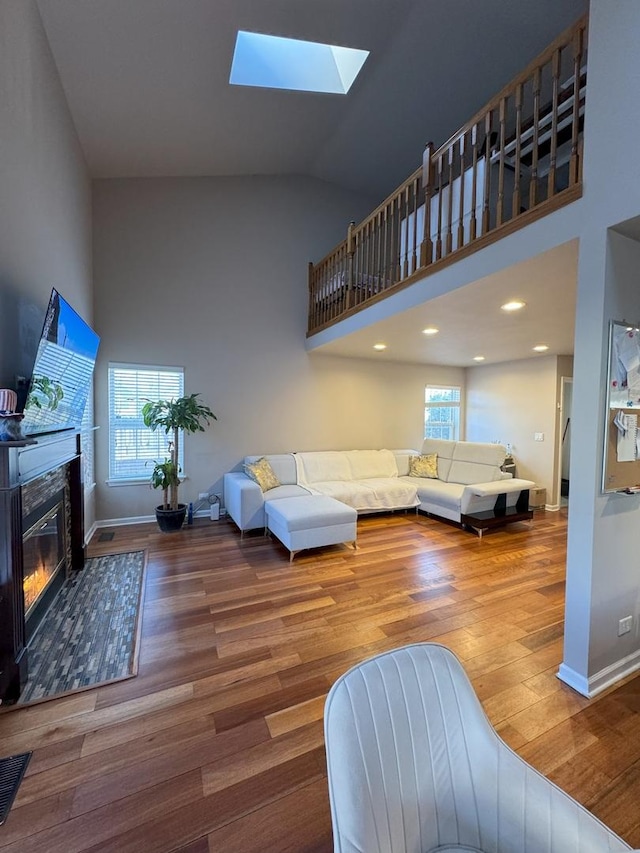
[108,364,184,483]
[424,386,461,441]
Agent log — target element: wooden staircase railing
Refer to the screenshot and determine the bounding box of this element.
[308,15,587,336]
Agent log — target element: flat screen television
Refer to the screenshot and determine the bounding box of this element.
[20,289,100,437]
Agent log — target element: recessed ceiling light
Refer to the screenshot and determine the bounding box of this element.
[501,300,526,312]
[230,31,369,94]
[473,355,485,362]
[422,326,439,335]
[373,343,387,351]
[533,344,549,352]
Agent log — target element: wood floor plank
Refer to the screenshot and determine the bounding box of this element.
[0,510,639,851]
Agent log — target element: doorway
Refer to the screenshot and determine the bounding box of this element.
[558,377,573,508]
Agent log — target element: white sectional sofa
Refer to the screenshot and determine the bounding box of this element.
[400,438,535,525]
[223,442,535,539]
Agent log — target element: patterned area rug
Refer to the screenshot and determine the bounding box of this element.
[18,551,146,705]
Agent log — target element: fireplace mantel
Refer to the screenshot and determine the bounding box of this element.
[0,431,84,704]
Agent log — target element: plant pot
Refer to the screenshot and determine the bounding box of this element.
[155,504,187,532]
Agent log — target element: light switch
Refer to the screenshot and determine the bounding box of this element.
[534,432,544,441]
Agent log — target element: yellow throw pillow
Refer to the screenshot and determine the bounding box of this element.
[409,453,438,478]
[244,457,281,491]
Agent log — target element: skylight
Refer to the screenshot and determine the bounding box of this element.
[229,31,369,95]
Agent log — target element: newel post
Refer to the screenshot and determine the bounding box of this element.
[420,142,434,268]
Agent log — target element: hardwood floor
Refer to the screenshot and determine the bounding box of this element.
[1,508,640,851]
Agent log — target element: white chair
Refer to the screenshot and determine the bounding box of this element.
[324,643,631,853]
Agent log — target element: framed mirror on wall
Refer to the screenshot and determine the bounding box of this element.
[602,319,640,493]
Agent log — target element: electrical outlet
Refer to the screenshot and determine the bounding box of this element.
[198,492,208,500]
[618,615,633,636]
[534,432,544,441]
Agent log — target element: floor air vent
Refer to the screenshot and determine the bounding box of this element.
[98,531,115,542]
[0,752,31,825]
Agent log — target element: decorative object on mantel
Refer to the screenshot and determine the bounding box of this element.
[0,413,25,442]
[0,388,17,412]
[142,393,216,532]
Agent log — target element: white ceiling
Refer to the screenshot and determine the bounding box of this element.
[35,0,587,367]
[312,241,578,366]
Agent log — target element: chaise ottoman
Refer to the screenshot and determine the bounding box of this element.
[265,495,358,562]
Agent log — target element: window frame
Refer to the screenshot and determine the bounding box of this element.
[107,362,185,486]
[424,384,461,442]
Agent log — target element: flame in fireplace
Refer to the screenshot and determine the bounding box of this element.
[22,501,65,617]
[23,561,50,611]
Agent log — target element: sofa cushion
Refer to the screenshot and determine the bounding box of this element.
[309,479,419,512]
[265,495,357,532]
[263,484,311,501]
[448,441,505,485]
[390,450,417,476]
[421,438,455,481]
[344,449,398,479]
[452,441,505,467]
[295,451,351,485]
[245,453,297,485]
[405,477,466,512]
[409,453,438,478]
[244,457,280,491]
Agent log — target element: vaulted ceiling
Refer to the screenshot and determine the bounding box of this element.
[36,0,588,365]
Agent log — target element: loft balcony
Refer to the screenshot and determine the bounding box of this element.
[307,15,587,337]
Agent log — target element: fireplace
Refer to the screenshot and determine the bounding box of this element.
[22,494,66,642]
[0,431,85,704]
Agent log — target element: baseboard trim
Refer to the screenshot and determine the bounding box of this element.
[96,515,156,528]
[84,521,98,546]
[95,508,219,528]
[558,649,640,697]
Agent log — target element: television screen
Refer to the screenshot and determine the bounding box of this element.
[21,289,100,437]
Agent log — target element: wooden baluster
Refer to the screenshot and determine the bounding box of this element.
[346,222,355,309]
[435,152,444,261]
[445,146,454,255]
[470,125,479,241]
[420,142,434,267]
[457,133,466,249]
[364,220,372,296]
[381,205,389,288]
[496,97,507,226]
[375,212,382,293]
[529,66,541,209]
[547,47,561,198]
[512,83,523,219]
[569,26,584,186]
[402,185,410,278]
[396,191,403,281]
[411,177,419,274]
[388,194,396,283]
[482,110,493,234]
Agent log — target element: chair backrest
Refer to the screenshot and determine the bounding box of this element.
[324,643,631,853]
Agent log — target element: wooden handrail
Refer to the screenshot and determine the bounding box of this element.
[308,14,588,336]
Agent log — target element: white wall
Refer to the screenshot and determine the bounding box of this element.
[465,355,569,503]
[92,175,464,522]
[0,0,93,527]
[560,0,640,695]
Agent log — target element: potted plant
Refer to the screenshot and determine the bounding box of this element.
[142,393,216,532]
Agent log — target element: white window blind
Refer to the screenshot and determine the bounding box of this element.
[424,386,461,441]
[108,364,184,482]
